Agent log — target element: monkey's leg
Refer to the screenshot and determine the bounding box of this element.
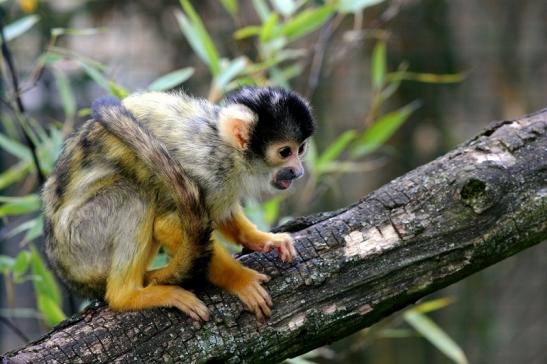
[144,212,197,285]
[105,209,209,321]
[218,205,296,262]
[207,239,272,321]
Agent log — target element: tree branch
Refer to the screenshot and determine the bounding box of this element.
[3,109,546,363]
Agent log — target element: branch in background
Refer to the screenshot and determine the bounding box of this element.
[0,12,45,185]
[0,316,29,344]
[3,108,546,363]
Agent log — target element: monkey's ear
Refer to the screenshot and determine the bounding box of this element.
[218,104,257,151]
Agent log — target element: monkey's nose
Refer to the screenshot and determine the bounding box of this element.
[288,167,304,180]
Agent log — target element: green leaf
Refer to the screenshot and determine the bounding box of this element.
[24,216,44,242]
[179,0,221,76]
[371,41,386,90]
[263,196,284,225]
[5,215,37,238]
[339,0,386,13]
[252,0,271,22]
[0,132,32,161]
[387,71,466,84]
[0,194,41,218]
[4,15,39,42]
[260,13,279,42]
[30,246,62,306]
[13,250,31,282]
[78,61,110,90]
[214,57,247,90]
[234,26,262,40]
[281,5,334,41]
[220,0,239,16]
[108,81,129,99]
[51,27,103,37]
[271,0,297,17]
[404,310,469,364]
[352,101,420,156]
[37,294,66,326]
[148,67,194,91]
[316,130,357,172]
[413,298,454,314]
[0,161,31,190]
[53,68,76,120]
[0,255,15,274]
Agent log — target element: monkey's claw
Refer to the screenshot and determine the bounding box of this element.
[169,287,210,322]
[269,233,296,262]
[235,271,272,322]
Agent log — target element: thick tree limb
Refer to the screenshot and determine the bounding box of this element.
[3,109,546,363]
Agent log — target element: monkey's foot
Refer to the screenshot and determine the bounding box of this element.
[245,232,296,262]
[165,286,210,322]
[233,269,272,322]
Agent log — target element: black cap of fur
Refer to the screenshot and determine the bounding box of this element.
[222,87,315,157]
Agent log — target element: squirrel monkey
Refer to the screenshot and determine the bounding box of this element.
[42,87,315,321]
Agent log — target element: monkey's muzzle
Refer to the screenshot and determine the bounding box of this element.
[271,166,303,190]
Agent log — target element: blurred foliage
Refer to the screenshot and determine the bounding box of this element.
[0,0,465,360]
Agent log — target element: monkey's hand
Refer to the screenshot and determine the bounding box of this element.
[244,232,296,263]
[233,268,272,322]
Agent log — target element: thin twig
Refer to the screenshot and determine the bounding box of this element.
[0,13,45,185]
[0,316,30,343]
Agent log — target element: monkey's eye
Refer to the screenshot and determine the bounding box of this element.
[278,146,292,159]
[298,143,306,155]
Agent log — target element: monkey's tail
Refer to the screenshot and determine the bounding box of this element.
[91,97,210,240]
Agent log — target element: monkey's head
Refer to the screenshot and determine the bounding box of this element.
[219,87,315,191]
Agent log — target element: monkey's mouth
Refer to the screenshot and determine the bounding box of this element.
[271,179,293,190]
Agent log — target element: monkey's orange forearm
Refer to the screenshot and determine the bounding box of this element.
[218,206,276,249]
[217,205,296,262]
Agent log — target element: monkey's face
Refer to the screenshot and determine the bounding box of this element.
[265,140,308,190]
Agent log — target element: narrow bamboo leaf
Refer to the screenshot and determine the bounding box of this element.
[0,256,15,274]
[404,310,469,364]
[30,246,62,305]
[271,0,297,17]
[53,68,76,120]
[260,13,279,42]
[316,130,357,172]
[234,26,262,40]
[0,194,41,217]
[179,0,221,76]
[371,41,386,90]
[352,101,420,156]
[108,81,129,99]
[0,133,32,161]
[380,78,401,102]
[148,67,194,91]
[4,215,36,238]
[51,27,103,37]
[281,5,334,41]
[0,161,31,190]
[413,298,454,314]
[24,215,44,242]
[37,294,66,326]
[214,57,247,90]
[12,250,31,282]
[387,71,466,83]
[78,61,110,90]
[252,0,271,22]
[220,0,239,16]
[339,0,385,13]
[3,15,39,42]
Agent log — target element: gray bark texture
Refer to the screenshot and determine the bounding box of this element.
[3,109,546,363]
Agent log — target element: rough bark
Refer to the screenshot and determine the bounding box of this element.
[3,109,546,363]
